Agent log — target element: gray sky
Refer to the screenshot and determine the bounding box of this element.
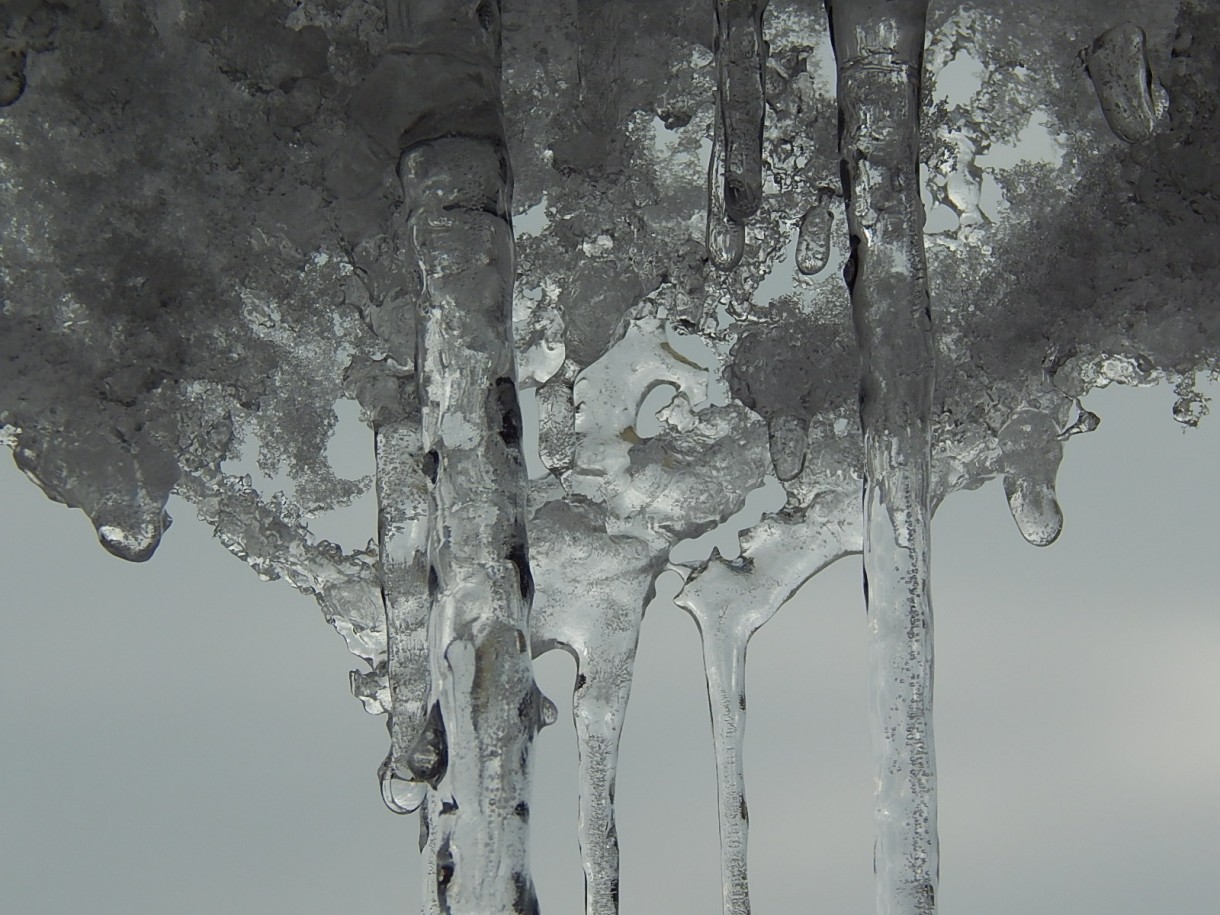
[2,379,1219,914]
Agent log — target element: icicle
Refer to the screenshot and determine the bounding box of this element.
[387,1,544,909]
[714,0,769,224]
[707,108,747,272]
[675,495,863,915]
[706,0,768,270]
[528,498,660,915]
[704,628,751,915]
[375,416,431,814]
[570,648,635,915]
[1082,23,1166,144]
[795,188,835,276]
[826,2,938,913]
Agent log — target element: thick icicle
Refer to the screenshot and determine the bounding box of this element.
[826,2,938,913]
[386,2,544,910]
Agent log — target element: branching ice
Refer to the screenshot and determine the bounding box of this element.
[3,1,1219,914]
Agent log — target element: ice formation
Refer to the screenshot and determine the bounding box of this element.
[2,1,1218,913]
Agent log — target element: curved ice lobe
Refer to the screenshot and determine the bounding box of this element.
[12,431,178,562]
[1083,23,1166,144]
[827,1,938,912]
[727,307,857,487]
[715,1,770,224]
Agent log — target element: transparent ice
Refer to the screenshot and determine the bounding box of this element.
[2,1,1218,913]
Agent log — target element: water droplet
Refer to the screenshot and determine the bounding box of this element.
[379,757,427,814]
[708,219,745,271]
[795,198,833,276]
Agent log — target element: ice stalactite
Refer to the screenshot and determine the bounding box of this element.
[707,111,748,272]
[826,1,938,912]
[528,497,663,915]
[675,488,862,915]
[531,313,767,914]
[708,0,769,271]
[383,1,545,910]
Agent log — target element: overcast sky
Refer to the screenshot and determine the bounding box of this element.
[2,378,1219,914]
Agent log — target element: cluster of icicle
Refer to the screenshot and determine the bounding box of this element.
[3,0,1219,913]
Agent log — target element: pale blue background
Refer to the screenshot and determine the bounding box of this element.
[2,380,1219,913]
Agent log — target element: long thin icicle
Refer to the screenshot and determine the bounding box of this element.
[386,2,545,911]
[825,2,938,913]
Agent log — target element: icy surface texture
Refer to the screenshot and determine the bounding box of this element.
[3,1,1220,913]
